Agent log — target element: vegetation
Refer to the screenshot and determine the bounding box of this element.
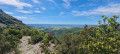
[45,27,82,40]
[0,27,22,54]
[21,28,51,44]
[1,8,120,54]
[0,9,51,54]
[55,15,120,54]
[0,26,51,54]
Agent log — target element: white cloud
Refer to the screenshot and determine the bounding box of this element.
[34,11,41,13]
[72,3,120,16]
[63,0,77,8]
[63,0,70,8]
[48,0,60,8]
[59,12,64,15]
[16,10,32,13]
[16,10,42,13]
[32,0,40,3]
[93,3,120,14]
[14,16,33,19]
[41,7,46,10]
[0,0,32,9]
[4,11,14,14]
[14,16,28,19]
[48,0,57,6]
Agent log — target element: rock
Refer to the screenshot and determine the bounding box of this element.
[18,36,44,54]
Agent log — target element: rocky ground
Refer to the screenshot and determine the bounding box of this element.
[6,36,56,54]
[18,36,44,54]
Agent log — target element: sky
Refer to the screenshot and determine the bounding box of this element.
[0,0,120,25]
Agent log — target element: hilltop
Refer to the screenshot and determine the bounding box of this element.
[0,9,26,28]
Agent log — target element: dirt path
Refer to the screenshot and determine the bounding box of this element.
[18,36,44,54]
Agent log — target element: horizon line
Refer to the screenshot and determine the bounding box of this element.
[25,23,98,25]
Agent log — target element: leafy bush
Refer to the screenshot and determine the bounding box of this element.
[56,15,120,54]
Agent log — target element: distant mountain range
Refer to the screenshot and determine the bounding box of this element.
[27,24,97,28]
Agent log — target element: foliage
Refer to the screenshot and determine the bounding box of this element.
[21,28,51,44]
[0,9,51,54]
[0,27,21,54]
[0,26,51,54]
[46,27,82,41]
[56,15,120,54]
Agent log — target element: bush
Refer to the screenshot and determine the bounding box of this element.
[56,15,120,54]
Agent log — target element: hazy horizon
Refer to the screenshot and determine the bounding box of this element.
[25,23,98,25]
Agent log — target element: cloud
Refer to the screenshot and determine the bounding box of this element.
[14,16,33,20]
[59,12,64,15]
[63,0,77,8]
[16,10,42,13]
[63,0,71,8]
[4,11,14,14]
[48,0,61,8]
[35,7,46,10]
[41,7,46,10]
[48,0,57,6]
[14,16,28,19]
[34,11,41,13]
[0,0,32,9]
[48,0,55,3]
[16,10,32,13]
[32,0,40,3]
[72,3,120,16]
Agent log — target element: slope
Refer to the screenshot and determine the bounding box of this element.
[0,9,26,28]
